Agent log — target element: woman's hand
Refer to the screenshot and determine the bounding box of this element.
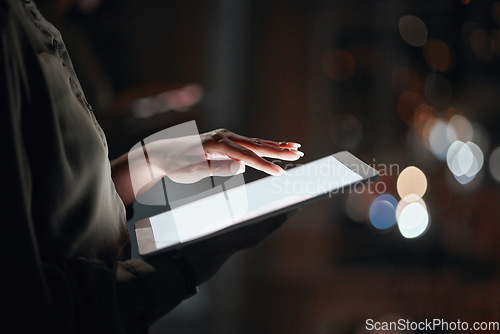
[112,129,303,206]
[146,128,303,184]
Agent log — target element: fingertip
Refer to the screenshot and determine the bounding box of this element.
[281,150,304,161]
[287,142,301,148]
[277,141,301,149]
[273,165,286,176]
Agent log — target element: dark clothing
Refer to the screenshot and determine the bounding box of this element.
[1,1,191,332]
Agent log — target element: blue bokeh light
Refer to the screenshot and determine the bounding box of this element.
[369,194,398,230]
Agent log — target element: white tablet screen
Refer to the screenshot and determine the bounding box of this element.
[146,155,362,251]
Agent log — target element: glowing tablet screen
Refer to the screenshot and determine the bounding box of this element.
[146,155,362,251]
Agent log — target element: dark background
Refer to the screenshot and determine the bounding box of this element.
[39,0,500,333]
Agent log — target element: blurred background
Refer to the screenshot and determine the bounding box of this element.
[39,0,500,333]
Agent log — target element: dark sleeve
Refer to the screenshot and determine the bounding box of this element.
[40,255,190,333]
[0,4,190,333]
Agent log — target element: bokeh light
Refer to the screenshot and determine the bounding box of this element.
[397,166,428,200]
[447,114,473,142]
[396,196,427,222]
[429,119,456,160]
[464,142,484,174]
[461,21,480,48]
[447,141,474,175]
[490,30,500,56]
[470,28,493,61]
[397,201,430,239]
[446,167,484,192]
[132,84,203,118]
[397,91,425,124]
[369,194,398,230]
[322,49,356,81]
[471,122,490,153]
[412,104,438,139]
[399,15,428,47]
[446,141,484,184]
[419,113,437,148]
[454,172,477,185]
[488,146,500,182]
[424,39,452,72]
[168,84,204,112]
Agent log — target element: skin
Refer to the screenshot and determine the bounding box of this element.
[111,128,303,207]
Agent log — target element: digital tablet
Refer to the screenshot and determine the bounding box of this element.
[135,151,379,256]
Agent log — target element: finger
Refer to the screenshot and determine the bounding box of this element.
[274,141,301,149]
[206,138,286,176]
[220,136,303,160]
[232,133,301,149]
[209,160,246,177]
[216,130,301,150]
[239,138,301,149]
[207,130,303,160]
[232,140,304,161]
[207,143,304,161]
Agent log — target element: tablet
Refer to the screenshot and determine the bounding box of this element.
[135,151,379,256]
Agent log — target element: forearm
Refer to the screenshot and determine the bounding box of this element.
[111,154,136,207]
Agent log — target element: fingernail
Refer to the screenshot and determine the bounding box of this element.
[287,142,301,148]
[294,150,304,157]
[230,161,245,174]
[275,166,286,175]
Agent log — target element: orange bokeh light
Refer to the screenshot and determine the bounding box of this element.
[424,39,453,72]
[397,91,425,124]
[322,49,356,81]
[412,104,438,141]
[470,28,493,61]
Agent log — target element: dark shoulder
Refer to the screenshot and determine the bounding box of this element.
[0,1,26,32]
[0,1,11,28]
